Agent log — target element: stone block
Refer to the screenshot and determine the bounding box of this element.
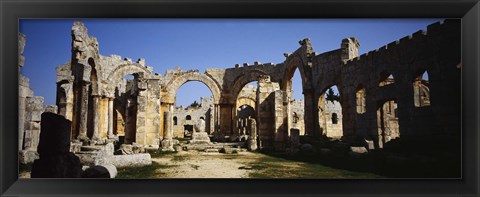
[37,112,72,156]
[82,165,112,178]
[350,146,368,154]
[107,153,152,168]
[220,147,238,154]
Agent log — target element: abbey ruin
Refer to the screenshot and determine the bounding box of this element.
[19,20,461,172]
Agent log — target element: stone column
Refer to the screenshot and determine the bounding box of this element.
[303,88,315,136]
[77,82,90,140]
[247,118,258,151]
[92,96,100,141]
[214,104,220,138]
[108,98,114,138]
[161,110,174,151]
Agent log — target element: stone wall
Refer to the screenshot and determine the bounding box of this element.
[172,97,214,138]
[48,20,461,150]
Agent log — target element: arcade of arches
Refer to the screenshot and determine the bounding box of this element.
[53,20,460,152]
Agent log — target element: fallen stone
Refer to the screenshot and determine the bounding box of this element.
[119,144,134,155]
[82,165,111,178]
[350,146,368,154]
[107,153,152,168]
[220,147,238,154]
[205,148,219,153]
[174,145,183,152]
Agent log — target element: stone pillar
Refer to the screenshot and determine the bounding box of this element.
[77,82,90,140]
[303,88,315,136]
[247,118,258,151]
[108,98,114,138]
[273,90,288,151]
[256,75,278,149]
[161,110,174,151]
[92,96,100,141]
[214,104,221,138]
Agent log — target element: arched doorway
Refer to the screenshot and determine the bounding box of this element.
[172,81,214,139]
[318,85,343,139]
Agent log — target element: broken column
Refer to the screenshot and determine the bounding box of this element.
[31,112,83,178]
[247,118,258,151]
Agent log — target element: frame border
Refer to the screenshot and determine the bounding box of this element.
[1,0,479,196]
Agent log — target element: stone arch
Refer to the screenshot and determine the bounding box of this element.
[378,70,395,87]
[236,96,256,110]
[280,39,313,92]
[281,53,311,92]
[230,69,268,102]
[108,64,152,85]
[316,84,343,138]
[164,72,221,104]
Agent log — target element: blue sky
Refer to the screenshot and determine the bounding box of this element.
[19,19,440,106]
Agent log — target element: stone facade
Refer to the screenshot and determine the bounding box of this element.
[172,97,214,138]
[44,20,460,151]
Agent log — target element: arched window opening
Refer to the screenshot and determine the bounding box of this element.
[332,113,338,124]
[356,85,366,114]
[173,116,178,125]
[377,99,400,148]
[379,72,395,87]
[318,85,342,138]
[413,71,430,107]
[186,115,191,120]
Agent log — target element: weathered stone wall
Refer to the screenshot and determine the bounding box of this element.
[172,97,214,138]
[311,20,461,146]
[50,20,461,150]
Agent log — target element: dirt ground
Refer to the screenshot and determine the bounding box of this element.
[151,151,260,178]
[19,151,382,179]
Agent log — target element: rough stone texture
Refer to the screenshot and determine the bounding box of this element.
[172,97,214,137]
[246,118,258,151]
[106,154,152,168]
[48,20,460,156]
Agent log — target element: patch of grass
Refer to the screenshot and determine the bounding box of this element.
[19,163,33,174]
[247,153,383,178]
[116,162,173,179]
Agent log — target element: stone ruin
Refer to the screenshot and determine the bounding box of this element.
[19,20,461,170]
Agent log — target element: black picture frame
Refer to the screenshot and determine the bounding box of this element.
[1,0,479,196]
